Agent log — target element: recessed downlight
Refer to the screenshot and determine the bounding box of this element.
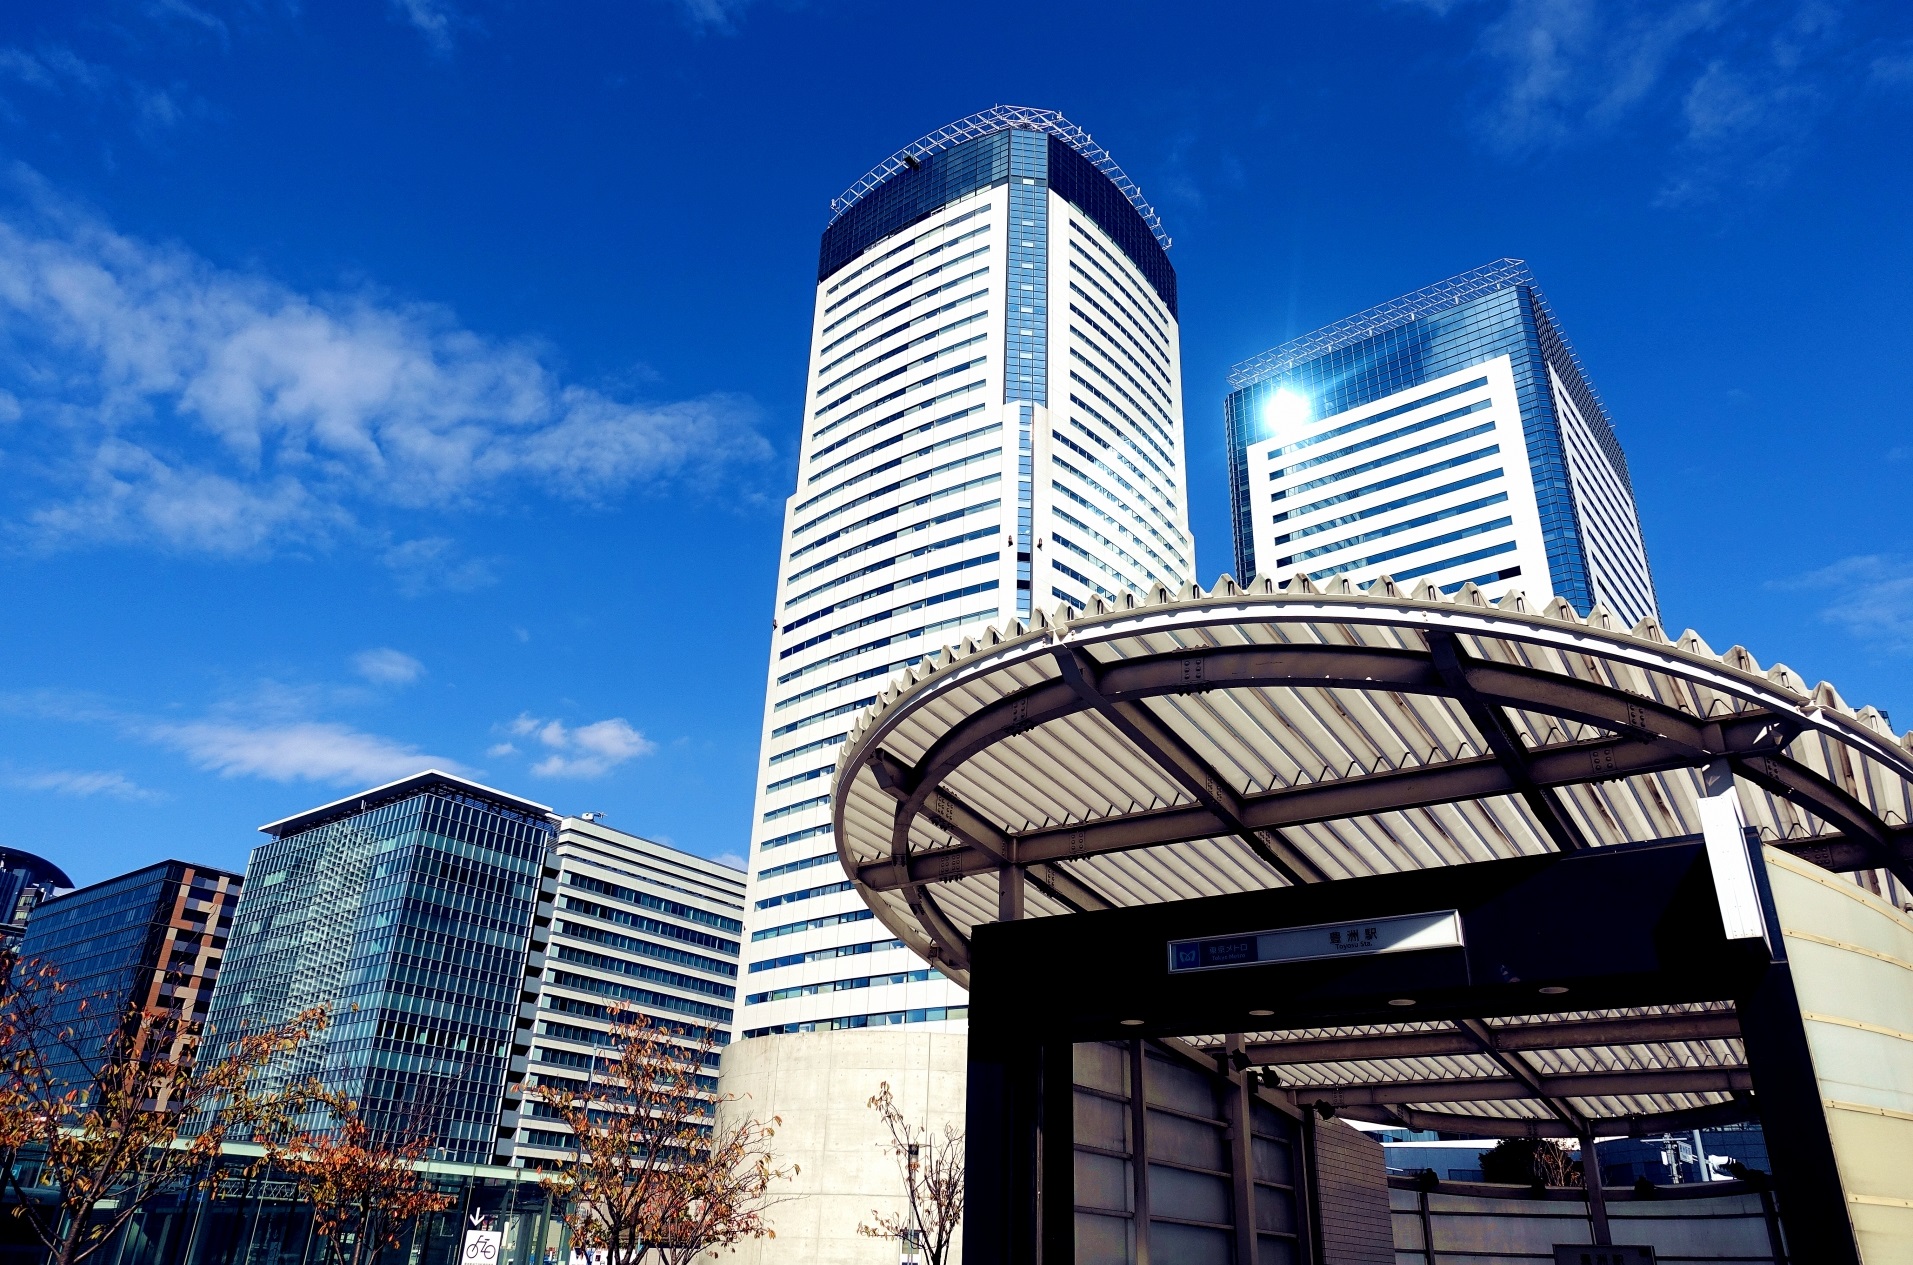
[1388,998,1417,1007]
[1249,1009,1275,1017]
[1120,1018,1145,1026]
[1539,985,1570,995]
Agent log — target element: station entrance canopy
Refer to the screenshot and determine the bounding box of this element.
[828,576,1913,1262]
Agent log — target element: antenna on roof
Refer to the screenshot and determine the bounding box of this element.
[578,812,606,823]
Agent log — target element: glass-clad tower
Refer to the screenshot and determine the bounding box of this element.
[740,106,1191,1040]
[1223,259,1657,625]
[205,772,554,1165]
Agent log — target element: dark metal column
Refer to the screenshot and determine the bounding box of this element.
[1039,1040,1075,1263]
[1736,840,1861,1265]
[964,931,1042,1265]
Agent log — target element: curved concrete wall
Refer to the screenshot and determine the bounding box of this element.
[717,1029,968,1265]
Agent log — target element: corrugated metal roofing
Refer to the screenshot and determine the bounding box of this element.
[829,573,1913,1135]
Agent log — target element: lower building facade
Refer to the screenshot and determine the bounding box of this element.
[14,858,241,1096]
[512,815,745,1164]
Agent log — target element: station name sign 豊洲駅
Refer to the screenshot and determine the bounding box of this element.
[1166,910,1465,973]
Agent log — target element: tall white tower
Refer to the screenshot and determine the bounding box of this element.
[740,106,1191,1041]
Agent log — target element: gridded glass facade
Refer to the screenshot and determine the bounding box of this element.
[1225,265,1655,622]
[206,778,553,1164]
[17,860,242,1093]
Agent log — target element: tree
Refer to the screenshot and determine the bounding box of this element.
[535,1013,792,1265]
[1480,1137,1581,1188]
[273,1088,455,1265]
[0,962,326,1265]
[857,1081,964,1265]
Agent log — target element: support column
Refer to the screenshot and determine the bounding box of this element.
[1736,835,1862,1265]
[1579,1132,1611,1246]
[1224,1037,1257,1265]
[1039,1040,1075,1263]
[999,865,1026,922]
[964,941,1043,1265]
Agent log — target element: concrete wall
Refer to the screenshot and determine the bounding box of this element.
[717,1028,968,1265]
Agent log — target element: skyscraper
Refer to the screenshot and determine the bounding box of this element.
[741,105,1191,1042]
[205,771,555,1165]
[515,815,745,1165]
[1223,259,1657,624]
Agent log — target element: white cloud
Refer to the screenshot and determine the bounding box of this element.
[352,647,425,685]
[3,767,158,800]
[151,719,465,784]
[392,0,460,53]
[1781,555,1913,653]
[711,851,747,871]
[1404,0,1861,195]
[0,176,772,559]
[506,712,656,778]
[485,741,517,757]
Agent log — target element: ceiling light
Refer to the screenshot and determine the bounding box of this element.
[1539,985,1569,995]
[1388,998,1417,1007]
[1249,1008,1274,1017]
[1119,1018,1145,1026]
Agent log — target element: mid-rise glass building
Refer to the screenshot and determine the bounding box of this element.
[15,859,241,1096]
[1223,260,1658,624]
[204,772,555,1165]
[742,104,1192,1043]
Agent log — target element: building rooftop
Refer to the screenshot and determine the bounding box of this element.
[258,769,554,839]
[827,104,1170,249]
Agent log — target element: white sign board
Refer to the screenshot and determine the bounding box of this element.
[1168,910,1464,973]
[462,1231,502,1265]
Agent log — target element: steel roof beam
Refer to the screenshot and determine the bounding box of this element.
[1285,1066,1752,1108]
[1455,1016,1591,1134]
[1240,1011,1741,1066]
[1054,646,1326,885]
[1337,1095,1758,1141]
[1427,632,1589,852]
[1734,751,1913,889]
[1025,862,1115,913]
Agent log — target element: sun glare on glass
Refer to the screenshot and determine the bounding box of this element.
[1263,388,1311,431]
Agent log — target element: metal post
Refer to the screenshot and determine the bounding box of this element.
[1416,1184,1435,1265]
[961,940,1042,1265]
[1223,1038,1256,1265]
[998,866,1025,923]
[1038,1039,1075,1264]
[1129,1041,1151,1265]
[1579,1133,1611,1246]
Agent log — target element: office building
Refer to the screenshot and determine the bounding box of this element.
[725,104,1189,1264]
[1223,259,1658,624]
[742,103,1190,1040]
[513,815,745,1165]
[14,860,241,1096]
[0,848,73,950]
[204,771,555,1165]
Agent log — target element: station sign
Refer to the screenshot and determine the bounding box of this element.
[1167,909,1463,973]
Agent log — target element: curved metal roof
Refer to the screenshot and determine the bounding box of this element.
[830,574,1913,1135]
[826,104,1170,249]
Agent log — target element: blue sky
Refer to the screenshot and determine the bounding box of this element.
[1,0,1909,886]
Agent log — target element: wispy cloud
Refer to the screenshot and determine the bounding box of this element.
[1777,554,1913,653]
[1400,0,1883,199]
[390,0,463,54]
[352,647,425,685]
[2,767,159,800]
[0,174,772,563]
[0,45,203,141]
[151,718,465,784]
[505,713,656,778]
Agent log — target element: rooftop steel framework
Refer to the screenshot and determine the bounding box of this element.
[826,104,1171,249]
[1227,259,1614,414]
